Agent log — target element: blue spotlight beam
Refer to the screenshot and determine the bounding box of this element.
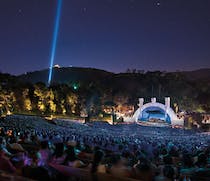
[48,0,63,85]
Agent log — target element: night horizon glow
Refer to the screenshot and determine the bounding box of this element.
[48,0,62,85]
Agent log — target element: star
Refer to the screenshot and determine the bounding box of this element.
[156,2,161,6]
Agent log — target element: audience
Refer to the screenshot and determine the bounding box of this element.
[0,114,209,180]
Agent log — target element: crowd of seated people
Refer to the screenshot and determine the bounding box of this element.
[0,115,209,180]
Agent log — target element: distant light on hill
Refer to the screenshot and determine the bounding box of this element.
[53,64,61,68]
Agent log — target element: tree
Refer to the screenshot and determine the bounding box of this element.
[0,86,15,115]
[66,92,78,114]
[126,68,131,73]
[34,83,48,113]
[47,89,56,114]
[23,89,32,111]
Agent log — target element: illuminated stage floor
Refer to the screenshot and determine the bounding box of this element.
[137,120,171,127]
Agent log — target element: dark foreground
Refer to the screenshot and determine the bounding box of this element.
[0,115,210,180]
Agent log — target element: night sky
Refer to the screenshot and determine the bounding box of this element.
[0,0,210,75]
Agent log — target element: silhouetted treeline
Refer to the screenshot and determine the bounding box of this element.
[0,68,210,117]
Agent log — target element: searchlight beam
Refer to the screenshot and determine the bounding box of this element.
[48,0,62,85]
